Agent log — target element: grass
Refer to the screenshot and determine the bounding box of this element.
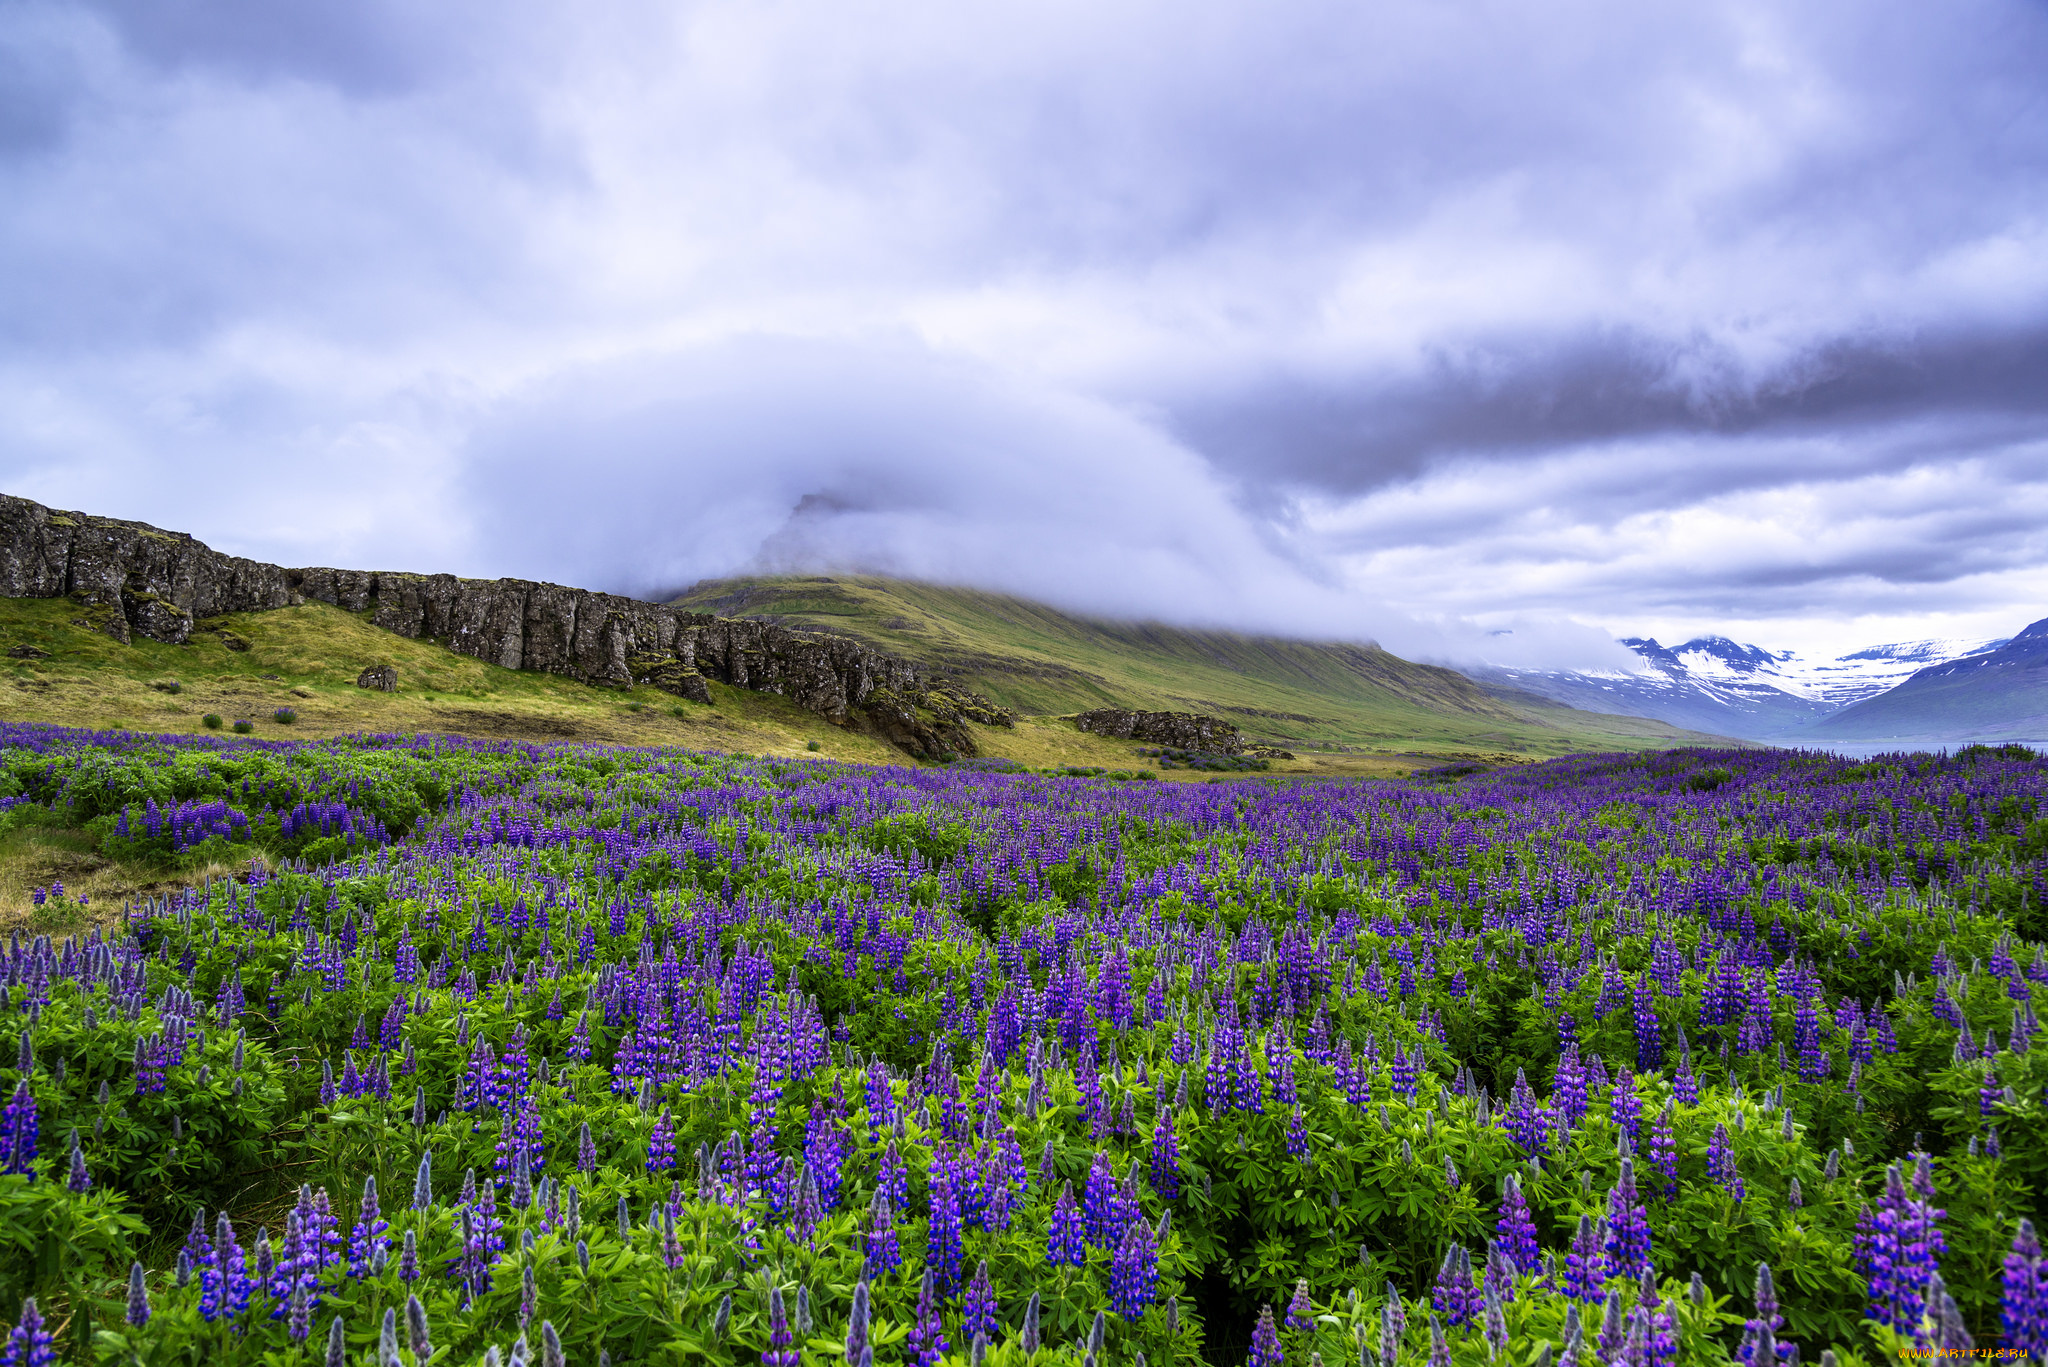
[0,805,245,938]
[671,574,1731,759]
[0,596,908,764]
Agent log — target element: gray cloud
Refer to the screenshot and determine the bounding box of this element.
[0,0,2044,667]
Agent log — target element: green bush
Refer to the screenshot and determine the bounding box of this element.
[272,707,297,724]
[231,719,254,734]
[201,714,222,729]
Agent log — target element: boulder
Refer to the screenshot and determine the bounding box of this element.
[357,665,398,692]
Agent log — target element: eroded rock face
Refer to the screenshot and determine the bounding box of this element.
[1073,707,1244,753]
[1,495,296,645]
[0,492,1013,759]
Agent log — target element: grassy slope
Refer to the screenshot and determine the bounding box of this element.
[0,596,907,761]
[670,575,1728,758]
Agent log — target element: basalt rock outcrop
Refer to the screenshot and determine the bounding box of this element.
[0,493,1012,759]
[1073,707,1243,754]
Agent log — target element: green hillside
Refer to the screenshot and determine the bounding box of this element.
[670,575,1729,758]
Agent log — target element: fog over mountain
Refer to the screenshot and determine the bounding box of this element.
[1,0,2045,667]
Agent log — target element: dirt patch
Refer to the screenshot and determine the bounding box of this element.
[432,708,583,739]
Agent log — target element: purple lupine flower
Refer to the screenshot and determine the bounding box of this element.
[496,1099,544,1182]
[1285,1106,1310,1163]
[1609,1068,1641,1147]
[864,1192,902,1279]
[199,1213,251,1323]
[1604,1159,1653,1279]
[1738,1262,1790,1366]
[66,1135,90,1193]
[1856,1156,1947,1333]
[963,1259,1001,1341]
[1501,1069,1551,1157]
[1379,1284,1407,1367]
[803,1105,843,1212]
[1707,1122,1745,1204]
[762,1287,797,1367]
[2004,1219,2048,1353]
[1049,1180,1087,1268]
[1,1082,37,1178]
[1595,1290,1626,1363]
[1390,1045,1420,1102]
[906,1269,949,1367]
[1285,1278,1313,1333]
[446,1169,505,1303]
[1080,1151,1120,1249]
[1483,1294,1509,1360]
[1673,1051,1700,1106]
[1483,1240,1518,1307]
[1150,1106,1181,1201]
[0,1298,52,1367]
[347,1175,390,1279]
[1647,1102,1678,1200]
[126,1263,150,1327]
[1562,1214,1607,1303]
[1642,1269,1678,1367]
[1552,1044,1589,1131]
[927,1158,964,1295]
[1248,1305,1284,1367]
[1111,1217,1159,1322]
[846,1281,872,1365]
[1431,1245,1482,1328]
[878,1139,909,1215]
[406,1294,431,1366]
[646,1109,676,1175]
[1496,1174,1540,1274]
[1633,979,1663,1074]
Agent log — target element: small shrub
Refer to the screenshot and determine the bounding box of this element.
[806,740,821,751]
[231,719,254,734]
[272,707,297,724]
[201,714,223,729]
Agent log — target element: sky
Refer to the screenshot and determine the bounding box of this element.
[2,0,2045,668]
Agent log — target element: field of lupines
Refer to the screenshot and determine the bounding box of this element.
[2,723,2047,1366]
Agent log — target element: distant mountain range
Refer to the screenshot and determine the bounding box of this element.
[1462,623,2047,744]
[1802,618,2048,743]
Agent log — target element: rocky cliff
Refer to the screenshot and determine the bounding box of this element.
[1073,707,1244,753]
[0,493,1011,758]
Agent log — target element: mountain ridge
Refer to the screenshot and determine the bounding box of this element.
[669,575,1733,756]
[1799,616,2048,742]
[1464,625,2025,743]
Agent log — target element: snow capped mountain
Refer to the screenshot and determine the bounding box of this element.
[1463,632,2009,741]
[1804,618,2048,743]
[1763,636,2009,707]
